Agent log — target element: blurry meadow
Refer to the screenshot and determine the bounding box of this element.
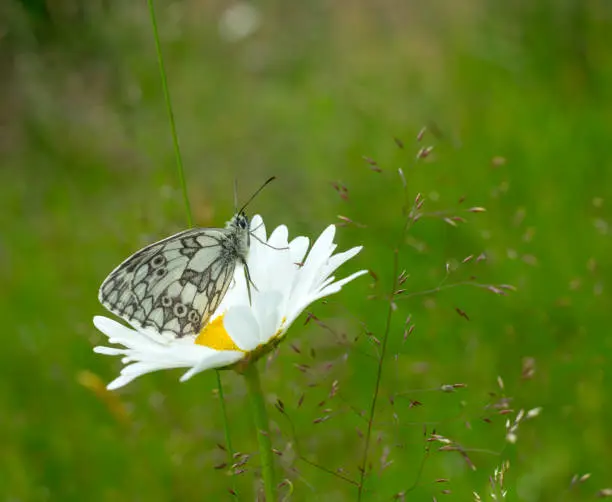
[2,1,612,500]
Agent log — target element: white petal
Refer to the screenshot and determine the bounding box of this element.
[310,269,369,304]
[326,269,368,290]
[107,374,138,390]
[254,254,294,303]
[224,306,260,351]
[121,361,187,376]
[94,315,135,341]
[250,214,266,241]
[94,315,168,348]
[307,225,336,269]
[253,291,282,344]
[220,263,250,309]
[285,269,368,328]
[180,350,244,382]
[323,246,363,277]
[289,235,309,264]
[106,362,182,390]
[268,225,289,248]
[93,346,126,356]
[295,226,336,293]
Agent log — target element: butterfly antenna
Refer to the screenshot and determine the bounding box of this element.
[238,176,276,214]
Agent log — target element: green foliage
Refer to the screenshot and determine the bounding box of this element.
[2,1,611,500]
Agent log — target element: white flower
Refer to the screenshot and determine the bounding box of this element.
[94,215,367,390]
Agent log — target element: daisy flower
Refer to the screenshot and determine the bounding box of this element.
[94,215,366,389]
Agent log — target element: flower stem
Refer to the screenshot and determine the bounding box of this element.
[243,362,276,501]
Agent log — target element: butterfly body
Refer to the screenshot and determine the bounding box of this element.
[99,213,250,339]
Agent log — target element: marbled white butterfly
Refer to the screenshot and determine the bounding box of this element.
[98,178,274,339]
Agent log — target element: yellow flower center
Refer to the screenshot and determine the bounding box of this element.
[194,315,243,351]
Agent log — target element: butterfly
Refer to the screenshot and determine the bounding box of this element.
[98,177,275,339]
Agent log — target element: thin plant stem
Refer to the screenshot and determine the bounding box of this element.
[146,1,235,497]
[357,249,400,500]
[147,0,192,227]
[243,362,276,501]
[357,174,425,498]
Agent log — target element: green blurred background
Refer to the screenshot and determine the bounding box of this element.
[2,1,611,500]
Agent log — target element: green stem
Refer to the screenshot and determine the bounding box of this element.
[243,362,276,501]
[147,0,192,227]
[146,0,234,496]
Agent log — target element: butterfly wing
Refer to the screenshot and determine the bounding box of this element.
[99,228,238,338]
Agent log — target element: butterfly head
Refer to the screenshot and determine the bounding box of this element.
[229,176,275,257]
[236,212,249,231]
[227,211,250,232]
[226,211,251,253]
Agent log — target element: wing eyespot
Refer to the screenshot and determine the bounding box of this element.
[173,303,187,318]
[161,295,173,307]
[188,310,200,325]
[154,268,166,278]
[151,254,166,268]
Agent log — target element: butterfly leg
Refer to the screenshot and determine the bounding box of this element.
[242,261,259,306]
